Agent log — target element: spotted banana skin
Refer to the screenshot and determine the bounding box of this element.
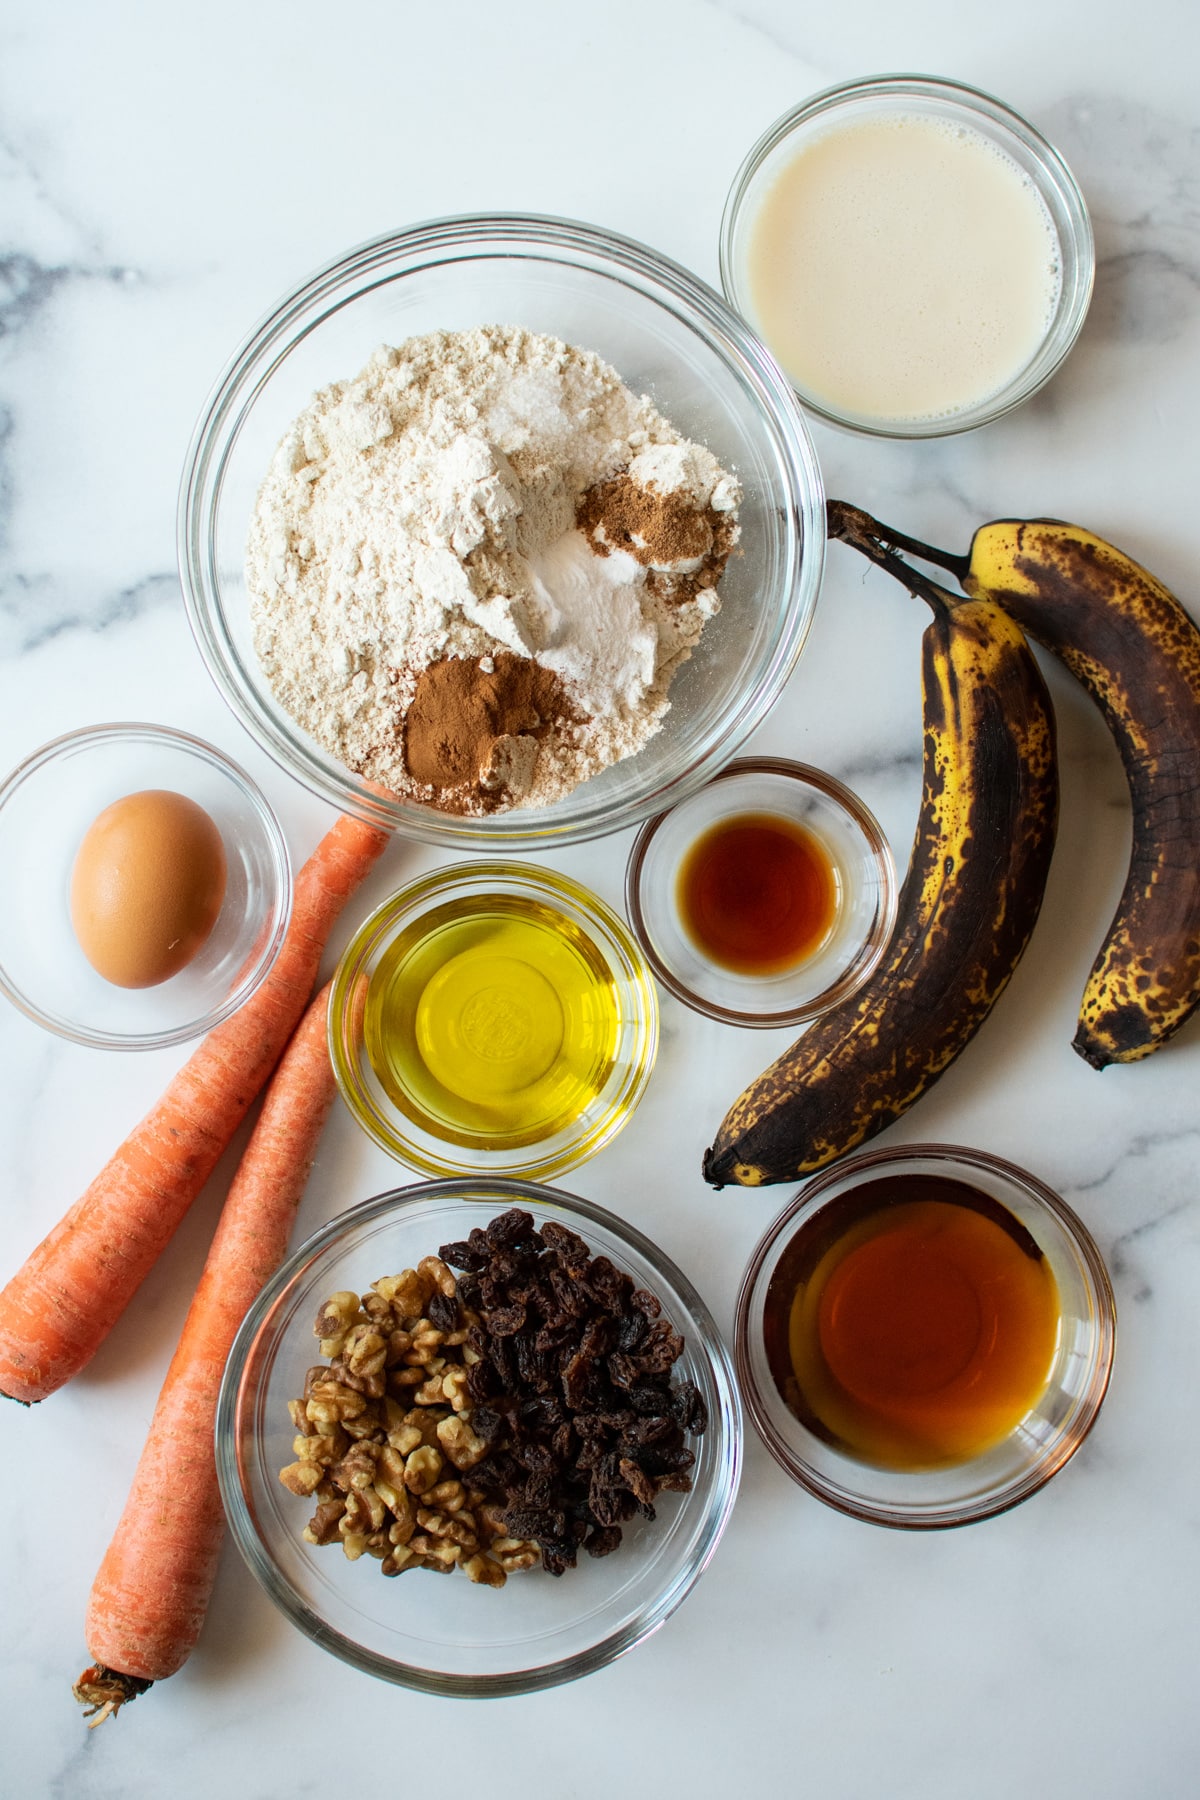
[703,590,1058,1189]
[965,521,1200,1068]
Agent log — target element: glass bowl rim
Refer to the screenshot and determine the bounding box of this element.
[327,858,660,1178]
[624,755,898,1027]
[177,210,827,845]
[733,1140,1116,1528]
[0,719,293,1050]
[214,1172,743,1696]
[719,72,1096,440]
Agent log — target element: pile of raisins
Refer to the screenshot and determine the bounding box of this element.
[439,1208,708,1577]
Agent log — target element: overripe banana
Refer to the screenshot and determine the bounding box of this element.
[830,501,1200,1068]
[703,552,1058,1188]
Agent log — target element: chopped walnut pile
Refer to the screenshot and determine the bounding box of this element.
[279,1213,707,1586]
[279,1253,538,1583]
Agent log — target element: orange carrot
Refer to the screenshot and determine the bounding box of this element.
[73,979,339,1724]
[0,813,387,1405]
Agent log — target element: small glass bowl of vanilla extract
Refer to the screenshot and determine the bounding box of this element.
[328,862,658,1180]
[624,758,896,1027]
[735,1144,1116,1528]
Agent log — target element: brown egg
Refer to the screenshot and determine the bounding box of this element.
[70,790,228,988]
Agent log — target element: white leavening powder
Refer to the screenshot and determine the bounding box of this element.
[246,325,740,813]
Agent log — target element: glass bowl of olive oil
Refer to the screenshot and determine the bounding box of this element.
[735,1143,1116,1528]
[328,863,658,1179]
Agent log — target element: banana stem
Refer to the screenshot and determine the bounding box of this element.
[827,500,971,584]
[826,501,961,616]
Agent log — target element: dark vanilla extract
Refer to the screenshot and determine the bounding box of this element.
[677,812,838,975]
[763,1174,1061,1470]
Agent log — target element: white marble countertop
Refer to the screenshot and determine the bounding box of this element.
[3,2,1198,1794]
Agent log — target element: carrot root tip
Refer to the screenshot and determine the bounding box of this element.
[73,1663,154,1726]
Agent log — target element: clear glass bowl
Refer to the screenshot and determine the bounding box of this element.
[179,214,825,846]
[735,1143,1116,1528]
[720,75,1094,438]
[0,723,292,1050]
[624,757,896,1027]
[328,862,658,1179]
[215,1176,742,1696]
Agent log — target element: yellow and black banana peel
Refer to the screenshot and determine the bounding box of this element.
[703,547,1058,1189]
[832,501,1200,1068]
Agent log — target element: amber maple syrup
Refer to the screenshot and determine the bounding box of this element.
[676,811,838,975]
[763,1174,1061,1470]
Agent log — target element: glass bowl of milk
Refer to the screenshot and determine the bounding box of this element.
[720,75,1094,438]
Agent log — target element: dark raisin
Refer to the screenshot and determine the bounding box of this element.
[540,1219,590,1265]
[635,1319,686,1373]
[641,1444,696,1477]
[618,1456,658,1506]
[455,1272,482,1308]
[616,1310,647,1351]
[437,1239,489,1272]
[514,1442,558,1478]
[629,1380,672,1416]
[671,1380,708,1434]
[595,1407,636,1431]
[466,1360,497,1404]
[620,1415,679,1450]
[562,1353,595,1411]
[585,1525,623,1558]
[521,1472,557,1509]
[606,1352,641,1390]
[485,1208,537,1249]
[579,1315,616,1360]
[584,1255,632,1311]
[427,1290,459,1334]
[515,1333,553,1389]
[490,1305,529,1342]
[470,1404,504,1443]
[551,1422,575,1462]
[589,1481,636,1527]
[548,1266,588,1317]
[502,1505,563,1540]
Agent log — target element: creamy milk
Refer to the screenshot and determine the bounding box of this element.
[744,114,1062,424]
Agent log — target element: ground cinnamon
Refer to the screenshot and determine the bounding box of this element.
[577,474,738,603]
[577,474,713,568]
[404,652,580,803]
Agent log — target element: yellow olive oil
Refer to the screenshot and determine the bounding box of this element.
[364,895,621,1149]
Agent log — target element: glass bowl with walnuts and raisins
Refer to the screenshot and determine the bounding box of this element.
[216,1178,741,1697]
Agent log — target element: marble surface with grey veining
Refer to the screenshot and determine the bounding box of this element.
[2,3,1198,1795]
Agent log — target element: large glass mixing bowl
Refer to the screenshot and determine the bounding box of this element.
[179,215,825,848]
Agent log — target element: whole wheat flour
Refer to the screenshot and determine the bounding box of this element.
[246,326,740,813]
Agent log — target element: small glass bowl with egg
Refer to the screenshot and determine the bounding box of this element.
[328,862,658,1180]
[624,758,897,1027]
[720,75,1094,437]
[0,722,292,1050]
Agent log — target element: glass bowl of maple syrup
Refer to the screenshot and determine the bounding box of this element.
[735,1143,1116,1528]
[624,758,896,1027]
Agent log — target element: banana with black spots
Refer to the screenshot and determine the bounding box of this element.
[830,502,1200,1068]
[703,552,1058,1188]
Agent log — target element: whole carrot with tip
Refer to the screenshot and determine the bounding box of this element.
[73,978,339,1724]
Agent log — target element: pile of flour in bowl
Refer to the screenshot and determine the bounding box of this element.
[246,325,740,814]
